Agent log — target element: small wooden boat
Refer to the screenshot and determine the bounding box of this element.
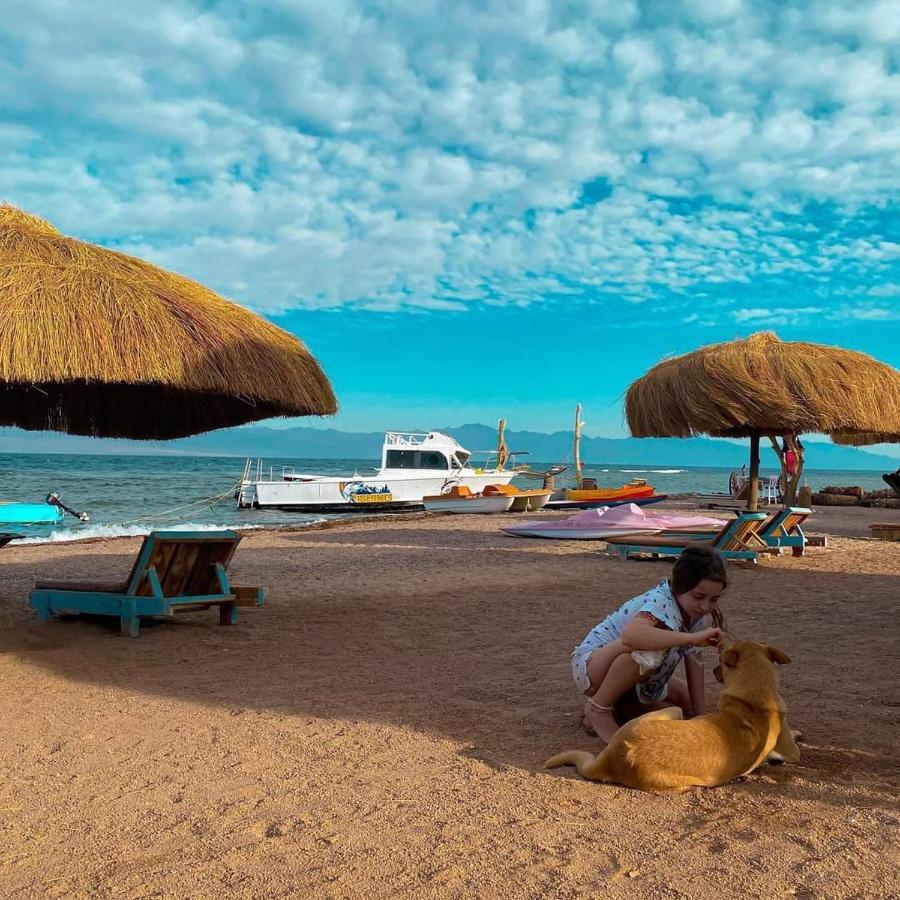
[561,408,657,504]
[423,485,515,514]
[482,484,553,512]
[563,480,655,503]
[510,489,553,512]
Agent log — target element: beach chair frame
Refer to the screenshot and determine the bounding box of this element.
[605,512,770,562]
[29,530,265,638]
[758,506,813,556]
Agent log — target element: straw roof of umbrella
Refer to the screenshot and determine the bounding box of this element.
[0,206,337,440]
[625,332,900,442]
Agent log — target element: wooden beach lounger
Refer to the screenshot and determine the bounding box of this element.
[643,507,820,558]
[605,512,771,562]
[29,530,265,638]
[757,506,818,556]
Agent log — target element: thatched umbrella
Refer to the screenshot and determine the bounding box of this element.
[0,206,337,440]
[625,332,900,509]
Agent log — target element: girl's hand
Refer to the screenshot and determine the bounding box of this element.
[690,627,724,647]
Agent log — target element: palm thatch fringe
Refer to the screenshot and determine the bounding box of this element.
[0,206,337,439]
[831,432,900,446]
[625,332,900,441]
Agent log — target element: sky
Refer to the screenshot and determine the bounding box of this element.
[1,1,899,454]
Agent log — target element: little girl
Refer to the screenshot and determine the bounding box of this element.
[572,545,726,743]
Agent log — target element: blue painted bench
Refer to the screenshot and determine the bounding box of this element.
[29,530,265,637]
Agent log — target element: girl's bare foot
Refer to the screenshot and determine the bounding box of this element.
[583,698,619,743]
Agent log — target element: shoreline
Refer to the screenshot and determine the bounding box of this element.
[8,497,896,547]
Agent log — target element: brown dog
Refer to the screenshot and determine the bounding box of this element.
[545,640,800,791]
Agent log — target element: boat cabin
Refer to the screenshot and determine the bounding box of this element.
[381,432,472,472]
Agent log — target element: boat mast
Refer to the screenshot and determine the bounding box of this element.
[573,403,583,487]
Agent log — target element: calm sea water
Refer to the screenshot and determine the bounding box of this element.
[0,452,892,544]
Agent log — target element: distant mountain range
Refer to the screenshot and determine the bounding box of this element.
[1,424,897,471]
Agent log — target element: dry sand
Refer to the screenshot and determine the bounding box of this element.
[1,505,898,898]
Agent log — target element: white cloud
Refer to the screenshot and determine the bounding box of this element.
[0,0,897,324]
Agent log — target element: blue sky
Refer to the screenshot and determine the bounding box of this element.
[1,1,899,453]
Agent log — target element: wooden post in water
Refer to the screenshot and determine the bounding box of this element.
[573,403,583,489]
[496,419,509,472]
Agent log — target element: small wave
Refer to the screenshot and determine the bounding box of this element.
[14,520,311,545]
[621,469,686,474]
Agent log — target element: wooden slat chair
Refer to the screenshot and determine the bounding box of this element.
[29,530,264,638]
[758,506,816,556]
[605,512,771,562]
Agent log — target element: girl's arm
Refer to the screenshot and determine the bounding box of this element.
[621,614,722,651]
[685,655,706,717]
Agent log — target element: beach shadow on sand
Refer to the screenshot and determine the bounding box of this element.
[1,529,899,811]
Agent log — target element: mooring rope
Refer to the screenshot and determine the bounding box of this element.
[112,480,243,526]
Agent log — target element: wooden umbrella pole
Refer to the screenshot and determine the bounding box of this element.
[748,432,761,511]
[769,434,789,503]
[792,437,805,503]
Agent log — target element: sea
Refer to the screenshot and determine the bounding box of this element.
[1,452,893,544]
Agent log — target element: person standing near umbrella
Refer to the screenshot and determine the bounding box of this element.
[783,439,798,479]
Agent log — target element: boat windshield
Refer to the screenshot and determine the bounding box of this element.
[454,450,471,467]
[385,449,449,470]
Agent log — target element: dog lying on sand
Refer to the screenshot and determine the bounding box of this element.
[545,640,800,791]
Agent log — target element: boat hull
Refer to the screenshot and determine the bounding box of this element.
[508,490,553,512]
[564,486,655,502]
[424,495,515,514]
[245,471,516,511]
[0,502,64,525]
[544,494,668,511]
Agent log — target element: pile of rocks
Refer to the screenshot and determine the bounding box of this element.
[860,489,900,510]
[811,486,900,509]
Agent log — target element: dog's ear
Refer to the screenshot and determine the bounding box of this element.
[767,645,792,665]
[722,646,741,668]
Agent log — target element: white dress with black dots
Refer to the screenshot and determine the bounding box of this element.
[570,579,710,702]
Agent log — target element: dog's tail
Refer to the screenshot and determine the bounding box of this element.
[544,749,611,781]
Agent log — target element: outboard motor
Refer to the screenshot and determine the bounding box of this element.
[46,492,90,522]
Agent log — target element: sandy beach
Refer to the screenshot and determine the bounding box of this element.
[1,504,899,899]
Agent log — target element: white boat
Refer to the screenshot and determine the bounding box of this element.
[237,431,517,512]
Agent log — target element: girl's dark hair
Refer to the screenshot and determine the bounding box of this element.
[671,545,728,596]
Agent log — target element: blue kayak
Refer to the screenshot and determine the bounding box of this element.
[0,502,65,525]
